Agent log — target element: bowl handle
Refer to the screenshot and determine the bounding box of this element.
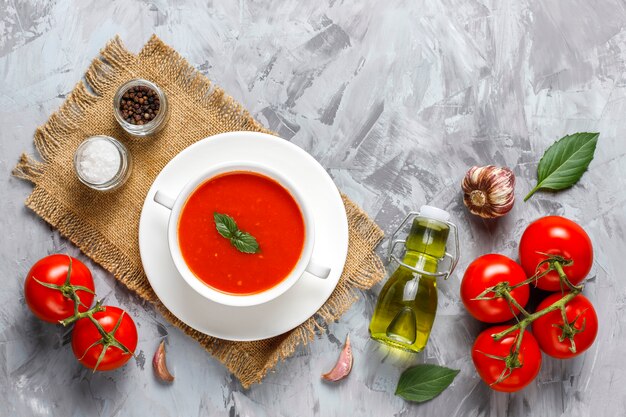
[306,258,331,279]
[154,190,176,210]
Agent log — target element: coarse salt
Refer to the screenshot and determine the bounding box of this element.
[76,138,121,184]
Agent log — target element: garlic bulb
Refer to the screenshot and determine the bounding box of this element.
[462,166,515,218]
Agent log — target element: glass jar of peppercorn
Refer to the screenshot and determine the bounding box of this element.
[113,79,169,137]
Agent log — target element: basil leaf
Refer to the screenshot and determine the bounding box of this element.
[524,132,599,201]
[231,232,260,254]
[214,213,238,238]
[213,212,260,254]
[395,364,459,403]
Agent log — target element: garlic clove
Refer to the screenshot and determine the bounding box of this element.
[322,335,353,382]
[462,165,515,219]
[153,340,175,383]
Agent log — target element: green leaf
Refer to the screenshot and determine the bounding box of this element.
[231,232,260,254]
[213,212,260,254]
[395,364,460,403]
[213,212,238,239]
[525,132,599,201]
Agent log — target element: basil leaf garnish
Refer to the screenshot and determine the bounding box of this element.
[213,212,260,254]
[213,213,238,239]
[231,232,260,254]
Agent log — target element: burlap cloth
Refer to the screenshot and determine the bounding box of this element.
[13,35,384,388]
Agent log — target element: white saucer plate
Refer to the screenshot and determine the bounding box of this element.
[138,132,349,341]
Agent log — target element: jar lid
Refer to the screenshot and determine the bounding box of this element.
[419,205,450,223]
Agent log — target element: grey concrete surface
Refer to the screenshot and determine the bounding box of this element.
[1,0,626,416]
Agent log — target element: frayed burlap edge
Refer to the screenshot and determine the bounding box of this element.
[13,35,385,388]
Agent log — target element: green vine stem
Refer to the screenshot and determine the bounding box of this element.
[553,261,583,292]
[472,282,531,318]
[59,300,105,326]
[501,289,531,318]
[509,254,574,290]
[491,290,579,341]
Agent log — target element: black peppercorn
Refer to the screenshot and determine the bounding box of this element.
[119,85,160,125]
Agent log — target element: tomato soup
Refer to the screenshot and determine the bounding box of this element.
[178,172,305,295]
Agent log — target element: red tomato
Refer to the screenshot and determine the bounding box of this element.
[24,254,95,323]
[532,293,598,359]
[519,216,593,291]
[72,306,138,371]
[471,325,542,392]
[461,254,530,323]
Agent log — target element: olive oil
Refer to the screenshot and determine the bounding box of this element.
[369,207,451,353]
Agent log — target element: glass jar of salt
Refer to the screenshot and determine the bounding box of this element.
[74,136,131,191]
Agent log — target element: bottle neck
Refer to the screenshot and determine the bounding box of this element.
[401,250,439,274]
[399,216,450,275]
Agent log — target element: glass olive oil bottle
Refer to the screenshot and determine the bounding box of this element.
[369,206,452,353]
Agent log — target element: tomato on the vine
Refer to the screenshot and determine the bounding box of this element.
[471,325,542,392]
[532,293,598,359]
[24,254,95,323]
[71,306,138,371]
[519,216,593,291]
[461,254,529,323]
